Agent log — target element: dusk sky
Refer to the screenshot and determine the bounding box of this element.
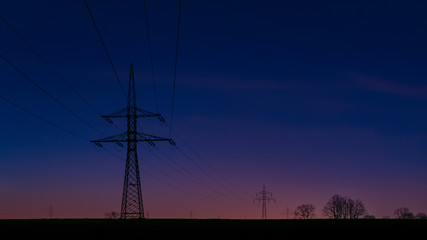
[1,0,427,219]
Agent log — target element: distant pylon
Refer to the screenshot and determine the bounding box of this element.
[282,206,291,219]
[48,206,54,219]
[253,184,275,219]
[91,64,175,219]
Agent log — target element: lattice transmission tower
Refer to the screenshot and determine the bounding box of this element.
[91,64,174,219]
[253,184,275,219]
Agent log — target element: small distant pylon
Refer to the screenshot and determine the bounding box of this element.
[48,206,54,219]
[282,206,291,219]
[253,184,275,219]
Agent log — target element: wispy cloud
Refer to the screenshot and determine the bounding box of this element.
[180,75,292,91]
[351,74,427,98]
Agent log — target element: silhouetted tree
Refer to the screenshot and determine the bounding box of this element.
[346,198,367,219]
[323,194,344,219]
[294,204,316,219]
[394,207,414,219]
[323,194,345,219]
[322,194,367,219]
[415,213,427,219]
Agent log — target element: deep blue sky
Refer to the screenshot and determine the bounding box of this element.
[1,0,427,219]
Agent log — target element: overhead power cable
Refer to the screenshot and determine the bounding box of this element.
[175,147,249,202]
[169,0,182,137]
[105,145,232,206]
[83,0,127,100]
[0,53,105,136]
[153,146,243,203]
[154,146,216,188]
[141,148,231,205]
[163,122,253,200]
[172,130,253,199]
[0,15,102,116]
[142,0,159,113]
[0,95,88,141]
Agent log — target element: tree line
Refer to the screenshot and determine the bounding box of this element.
[105,194,427,219]
[292,194,427,219]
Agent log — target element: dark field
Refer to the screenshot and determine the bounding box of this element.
[1,218,426,238]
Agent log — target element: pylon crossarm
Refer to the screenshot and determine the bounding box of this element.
[90,64,174,219]
[137,132,175,147]
[91,132,175,144]
[137,133,172,142]
[101,107,163,119]
[135,108,162,118]
[91,132,127,143]
[101,107,127,118]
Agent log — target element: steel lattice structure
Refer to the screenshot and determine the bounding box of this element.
[91,64,174,219]
[254,185,275,219]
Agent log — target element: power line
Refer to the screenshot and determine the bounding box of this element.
[172,129,253,199]
[93,146,214,211]
[163,123,253,201]
[140,0,240,205]
[169,0,182,137]
[154,146,218,190]
[141,0,248,202]
[0,14,123,132]
[160,121,253,202]
[0,94,243,209]
[153,146,242,203]
[133,69,160,120]
[103,147,182,190]
[102,147,199,201]
[0,95,88,141]
[0,15,103,116]
[147,152,250,208]
[83,0,126,100]
[141,0,248,207]
[0,53,105,136]
[142,0,159,113]
[140,147,232,205]
[105,145,238,206]
[175,147,249,202]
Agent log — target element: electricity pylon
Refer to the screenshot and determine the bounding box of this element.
[253,184,275,219]
[91,64,174,219]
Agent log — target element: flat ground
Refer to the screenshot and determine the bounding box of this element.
[0,218,425,238]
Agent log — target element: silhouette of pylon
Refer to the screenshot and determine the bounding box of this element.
[254,184,275,219]
[91,64,174,219]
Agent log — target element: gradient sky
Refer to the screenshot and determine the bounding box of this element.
[1,0,427,219]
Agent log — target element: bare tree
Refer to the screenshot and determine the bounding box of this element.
[323,194,367,219]
[347,198,367,219]
[294,204,316,219]
[394,207,414,219]
[323,194,346,219]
